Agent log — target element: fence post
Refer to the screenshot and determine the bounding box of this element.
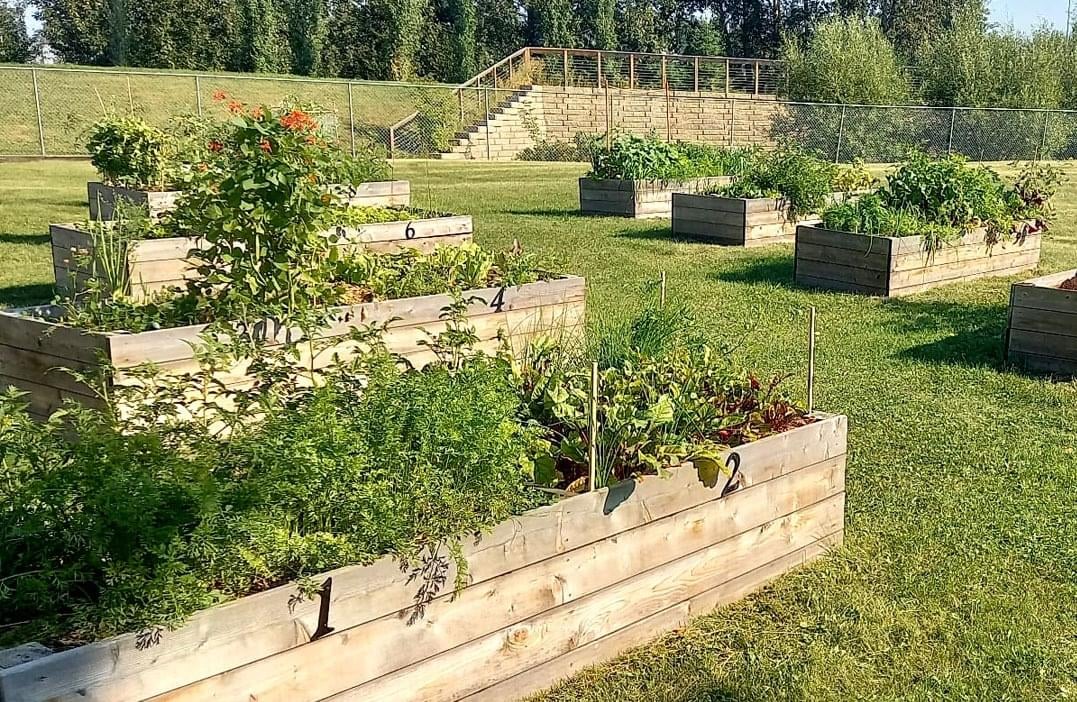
[389,126,395,161]
[661,56,667,88]
[947,108,956,154]
[563,49,569,89]
[629,54,635,89]
[458,90,465,132]
[729,99,735,147]
[484,87,491,161]
[31,68,45,156]
[1039,111,1051,161]
[753,61,760,96]
[835,105,847,163]
[604,82,610,140]
[724,58,731,95]
[195,75,203,116]
[347,83,356,156]
[693,56,700,92]
[665,80,671,140]
[596,50,602,88]
[126,75,134,112]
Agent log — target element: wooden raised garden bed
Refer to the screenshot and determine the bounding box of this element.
[0,414,847,702]
[88,182,181,221]
[671,192,864,247]
[794,225,1041,297]
[579,177,731,219]
[88,181,413,221]
[50,215,474,300]
[0,276,584,420]
[1005,269,1077,376]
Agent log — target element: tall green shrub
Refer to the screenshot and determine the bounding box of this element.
[448,0,478,81]
[0,0,35,62]
[782,16,912,105]
[526,0,576,47]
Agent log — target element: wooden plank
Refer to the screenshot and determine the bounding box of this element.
[1006,348,1077,376]
[796,226,894,256]
[1011,278,1077,314]
[0,342,99,396]
[890,235,1040,272]
[671,218,744,244]
[149,459,845,702]
[795,273,886,296]
[0,309,108,363]
[323,495,845,702]
[1007,305,1077,336]
[0,372,104,417]
[362,234,472,255]
[795,241,890,271]
[795,258,890,292]
[458,535,842,702]
[1015,269,1077,289]
[0,417,844,702]
[888,251,1040,292]
[1007,329,1077,358]
[673,193,745,215]
[672,205,749,226]
[328,215,472,245]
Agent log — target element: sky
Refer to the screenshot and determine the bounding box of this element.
[990,0,1070,30]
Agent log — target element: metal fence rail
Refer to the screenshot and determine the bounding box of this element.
[2,64,1077,163]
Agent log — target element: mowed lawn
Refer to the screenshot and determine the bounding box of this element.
[1,158,1076,701]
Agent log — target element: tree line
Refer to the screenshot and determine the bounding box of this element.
[1,0,1075,110]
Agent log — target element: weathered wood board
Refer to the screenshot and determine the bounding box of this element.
[1005,269,1077,376]
[50,215,474,299]
[671,191,864,247]
[0,415,847,702]
[794,225,1042,297]
[579,177,731,219]
[87,182,181,221]
[87,180,413,221]
[0,276,584,420]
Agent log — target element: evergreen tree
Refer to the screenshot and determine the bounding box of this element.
[448,0,478,81]
[240,0,291,73]
[288,0,328,76]
[527,0,575,46]
[579,0,615,49]
[0,0,34,62]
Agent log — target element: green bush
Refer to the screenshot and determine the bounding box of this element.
[781,16,912,105]
[717,149,838,219]
[587,134,755,181]
[86,116,178,190]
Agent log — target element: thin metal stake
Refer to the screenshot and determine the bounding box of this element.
[660,271,667,307]
[31,68,45,156]
[807,307,817,414]
[588,362,599,492]
[194,75,203,116]
[347,83,356,156]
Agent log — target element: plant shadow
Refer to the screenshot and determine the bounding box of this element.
[711,256,796,288]
[615,225,679,241]
[884,297,1010,369]
[0,283,54,308]
[0,233,51,245]
[504,207,590,218]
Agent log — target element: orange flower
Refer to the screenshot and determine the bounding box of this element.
[208,139,223,153]
[250,106,264,119]
[212,89,228,102]
[279,109,317,131]
[304,134,317,145]
[227,99,244,114]
[259,138,272,153]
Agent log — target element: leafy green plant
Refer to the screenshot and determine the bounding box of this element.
[86,115,178,190]
[717,149,837,220]
[587,134,754,181]
[321,204,431,228]
[832,161,874,193]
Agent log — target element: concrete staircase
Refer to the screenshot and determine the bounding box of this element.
[437,87,542,160]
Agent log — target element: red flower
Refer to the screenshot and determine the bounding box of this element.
[250,106,264,119]
[208,139,223,153]
[212,89,228,102]
[227,100,244,114]
[279,109,317,131]
[259,138,272,153]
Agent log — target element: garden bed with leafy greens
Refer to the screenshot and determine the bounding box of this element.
[672,153,874,246]
[579,135,755,218]
[0,297,845,702]
[794,155,1058,296]
[84,101,405,221]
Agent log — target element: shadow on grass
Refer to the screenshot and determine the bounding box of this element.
[883,297,1009,369]
[504,207,590,218]
[0,283,54,308]
[711,256,796,287]
[0,233,51,245]
[615,225,681,242]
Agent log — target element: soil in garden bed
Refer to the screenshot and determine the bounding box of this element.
[1060,275,1077,291]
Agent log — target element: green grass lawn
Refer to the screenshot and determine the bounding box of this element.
[1,158,1076,700]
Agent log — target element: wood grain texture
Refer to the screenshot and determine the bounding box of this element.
[1005,270,1077,375]
[0,416,846,702]
[579,177,731,219]
[795,226,1041,297]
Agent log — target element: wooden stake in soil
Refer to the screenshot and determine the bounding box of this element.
[660,271,667,307]
[807,306,817,414]
[589,361,599,492]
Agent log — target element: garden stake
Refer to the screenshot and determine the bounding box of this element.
[808,306,817,414]
[660,271,667,307]
[589,361,599,492]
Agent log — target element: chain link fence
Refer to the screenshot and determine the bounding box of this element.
[3,65,1077,164]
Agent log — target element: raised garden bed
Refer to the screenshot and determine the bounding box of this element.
[50,214,474,300]
[1005,269,1077,376]
[794,225,1042,297]
[671,191,865,247]
[0,276,584,420]
[87,182,181,221]
[579,177,731,219]
[88,180,413,221]
[0,414,847,702]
